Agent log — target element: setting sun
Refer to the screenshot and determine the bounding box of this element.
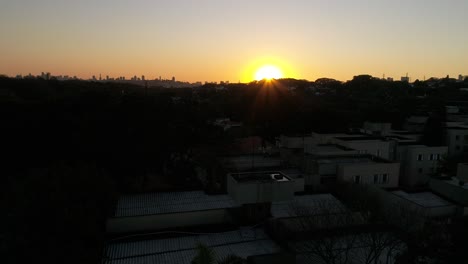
[254,65,283,81]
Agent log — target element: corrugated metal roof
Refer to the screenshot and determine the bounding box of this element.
[391,191,453,208]
[114,191,238,217]
[105,229,268,259]
[271,194,347,218]
[103,229,281,264]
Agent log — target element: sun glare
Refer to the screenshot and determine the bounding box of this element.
[255,65,283,81]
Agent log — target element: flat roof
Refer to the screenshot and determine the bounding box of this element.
[231,171,291,183]
[114,191,238,217]
[334,136,383,141]
[443,178,468,190]
[313,144,355,152]
[390,130,422,135]
[103,228,281,264]
[391,190,453,208]
[221,155,282,170]
[271,194,347,218]
[316,156,374,164]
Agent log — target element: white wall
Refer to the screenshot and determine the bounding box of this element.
[400,145,448,186]
[337,162,400,188]
[227,174,295,204]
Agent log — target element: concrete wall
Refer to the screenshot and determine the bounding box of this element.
[278,135,313,149]
[106,209,232,233]
[227,175,295,204]
[336,139,392,160]
[363,122,392,136]
[446,128,468,158]
[337,162,400,188]
[458,163,468,181]
[399,145,448,187]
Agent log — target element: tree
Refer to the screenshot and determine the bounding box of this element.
[192,243,216,264]
[192,243,246,264]
[286,184,407,264]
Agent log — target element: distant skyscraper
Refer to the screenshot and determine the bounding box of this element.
[172,76,175,82]
[401,73,410,83]
[142,75,145,81]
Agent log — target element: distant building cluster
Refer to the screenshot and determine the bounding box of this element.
[102,104,468,263]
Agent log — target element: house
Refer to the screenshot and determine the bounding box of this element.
[403,116,429,133]
[395,144,448,187]
[226,171,303,223]
[445,123,468,158]
[303,154,400,189]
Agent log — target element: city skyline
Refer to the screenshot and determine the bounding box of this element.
[1,0,468,82]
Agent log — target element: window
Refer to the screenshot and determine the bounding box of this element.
[417,154,423,161]
[418,168,423,174]
[436,154,440,160]
[354,175,361,184]
[382,174,389,184]
[429,154,434,161]
[374,174,379,184]
[377,150,381,157]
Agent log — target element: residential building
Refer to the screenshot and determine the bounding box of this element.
[303,154,400,189]
[396,145,448,187]
[227,171,299,205]
[227,171,303,223]
[403,116,429,133]
[361,121,392,136]
[445,124,468,158]
[332,136,393,159]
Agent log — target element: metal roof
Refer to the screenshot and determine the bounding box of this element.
[391,191,453,208]
[103,229,281,264]
[271,194,347,218]
[114,191,238,217]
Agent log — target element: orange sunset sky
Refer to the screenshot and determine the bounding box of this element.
[1,0,467,82]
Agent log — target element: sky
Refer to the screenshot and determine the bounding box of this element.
[1,0,467,82]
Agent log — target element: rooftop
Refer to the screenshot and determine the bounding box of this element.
[391,190,453,208]
[307,144,356,153]
[313,155,385,165]
[221,155,282,171]
[231,171,291,183]
[103,228,281,264]
[334,136,384,141]
[442,177,468,190]
[271,194,347,218]
[114,191,238,217]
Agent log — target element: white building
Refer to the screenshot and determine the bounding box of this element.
[303,154,400,189]
[445,124,468,158]
[396,145,448,187]
[227,171,301,205]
